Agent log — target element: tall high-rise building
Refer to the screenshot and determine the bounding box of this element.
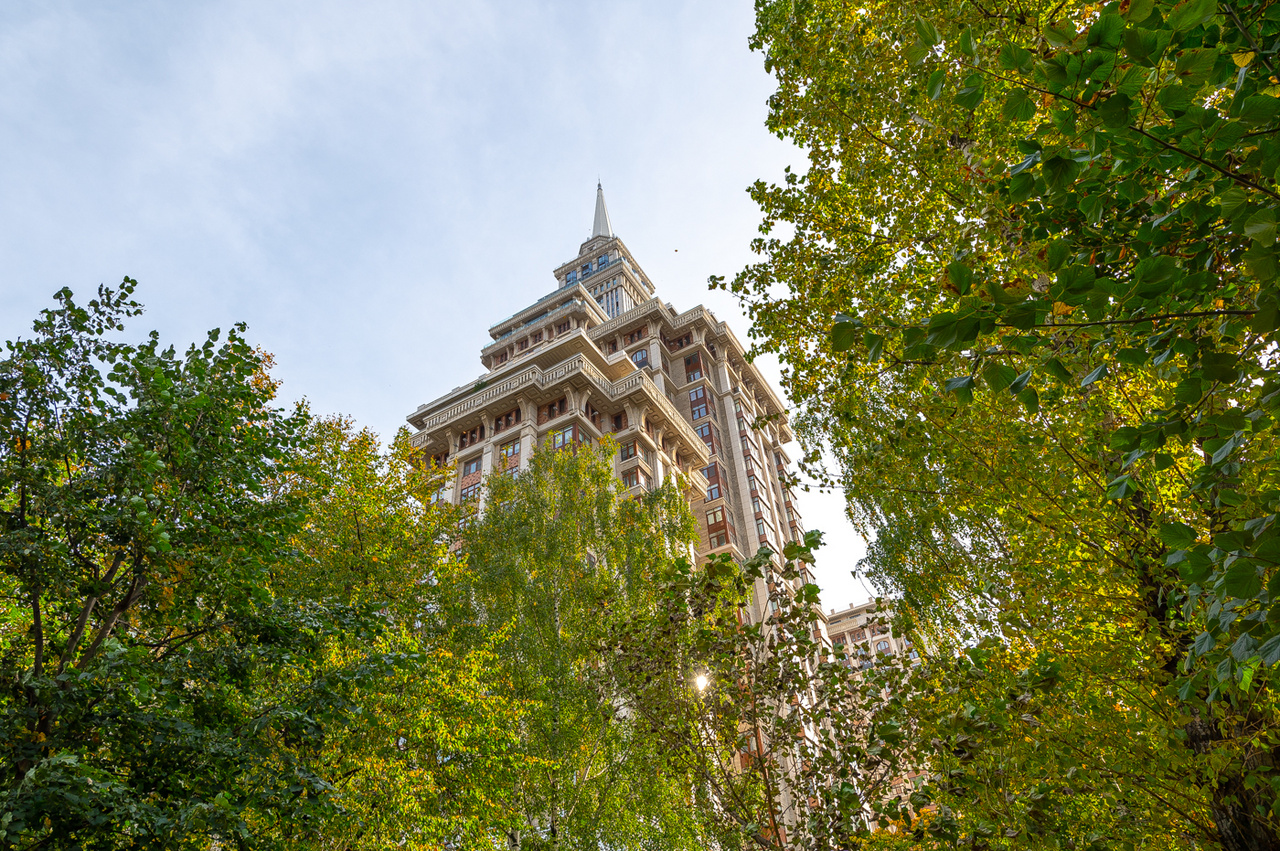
[405,185,815,620]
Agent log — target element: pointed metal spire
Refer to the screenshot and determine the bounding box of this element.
[592,181,614,238]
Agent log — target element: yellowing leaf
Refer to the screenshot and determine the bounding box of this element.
[1234,51,1255,67]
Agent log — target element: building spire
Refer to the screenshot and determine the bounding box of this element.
[592,181,613,238]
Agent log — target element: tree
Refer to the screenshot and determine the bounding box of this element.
[0,281,378,847]
[276,417,525,849]
[722,0,1280,847]
[448,443,724,851]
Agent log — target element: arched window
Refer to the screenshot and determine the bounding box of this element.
[875,640,891,653]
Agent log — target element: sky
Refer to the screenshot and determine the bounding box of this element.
[0,0,875,610]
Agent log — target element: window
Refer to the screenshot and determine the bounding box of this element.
[541,397,567,421]
[495,352,508,364]
[689,386,705,403]
[550,427,574,450]
[695,422,715,453]
[556,321,570,334]
[566,270,577,284]
[691,403,708,420]
[707,482,721,500]
[598,254,609,268]
[756,519,767,537]
[619,440,638,461]
[518,338,529,351]
[752,496,762,514]
[462,457,482,476]
[622,469,640,488]
[612,412,627,432]
[458,424,484,449]
[607,340,618,354]
[632,350,648,368]
[703,462,717,479]
[737,417,747,432]
[625,325,647,345]
[581,262,592,277]
[684,354,702,382]
[494,406,522,433]
[709,531,728,548]
[851,628,866,641]
[460,482,481,502]
[876,640,891,653]
[532,331,543,344]
[747,474,757,493]
[706,507,724,526]
[500,440,520,459]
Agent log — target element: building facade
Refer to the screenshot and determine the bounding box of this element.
[405,185,814,620]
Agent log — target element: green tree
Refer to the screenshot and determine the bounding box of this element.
[450,443,721,850]
[722,0,1280,847]
[276,417,525,849]
[0,281,382,847]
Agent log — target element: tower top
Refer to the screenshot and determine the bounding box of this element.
[592,181,613,238]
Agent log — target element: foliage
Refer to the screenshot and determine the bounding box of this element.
[612,532,922,850]
[0,281,371,847]
[275,417,526,850]
[449,443,722,851]
[724,0,1280,847]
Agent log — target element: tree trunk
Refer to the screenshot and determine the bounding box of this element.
[1185,716,1280,851]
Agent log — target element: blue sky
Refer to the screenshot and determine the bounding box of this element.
[0,0,873,610]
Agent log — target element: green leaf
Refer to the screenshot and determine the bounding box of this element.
[1166,0,1216,33]
[1222,560,1262,600]
[955,80,985,111]
[1003,88,1038,121]
[1087,13,1124,49]
[1009,368,1032,393]
[1081,364,1108,387]
[1123,27,1159,65]
[959,27,978,56]
[915,18,941,45]
[1124,0,1154,22]
[1106,474,1136,499]
[1174,48,1219,85]
[998,43,1031,70]
[982,363,1018,392]
[947,261,973,294]
[1194,631,1215,656]
[1238,94,1280,127]
[1017,387,1040,413]
[927,68,946,100]
[1042,155,1081,191]
[865,332,884,361]
[1159,522,1198,549]
[831,320,861,352]
[943,375,975,403]
[1260,633,1280,666]
[1246,209,1277,248]
[1098,93,1132,128]
[1044,21,1078,48]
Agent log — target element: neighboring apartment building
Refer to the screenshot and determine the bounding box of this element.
[825,600,918,669]
[405,184,816,622]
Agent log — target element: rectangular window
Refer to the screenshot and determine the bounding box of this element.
[495,352,508,364]
[703,462,717,479]
[689,386,705,403]
[632,350,649,368]
[566,270,577,284]
[747,474,757,492]
[756,519,767,537]
[706,507,724,526]
[752,496,762,514]
[612,412,626,432]
[625,325,647,345]
[607,341,618,354]
[556,321,570,334]
[709,531,728,548]
[550,427,574,450]
[684,353,702,382]
[582,262,592,277]
[532,331,543,344]
[707,482,721,500]
[460,482,481,502]
[462,458,482,476]
[620,440,638,461]
[691,403,708,420]
[518,339,529,351]
[598,254,609,268]
[622,469,640,488]
[500,440,520,459]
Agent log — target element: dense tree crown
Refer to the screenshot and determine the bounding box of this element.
[723,0,1280,848]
